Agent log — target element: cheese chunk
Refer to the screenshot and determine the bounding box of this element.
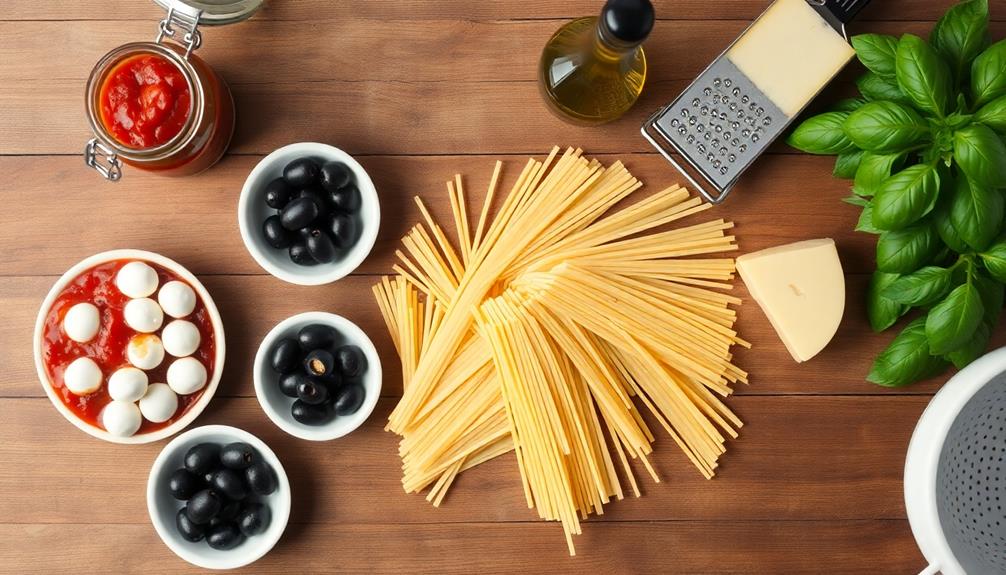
[736,238,845,362]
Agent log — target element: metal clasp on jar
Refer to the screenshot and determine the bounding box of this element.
[84,139,123,182]
[155,4,204,59]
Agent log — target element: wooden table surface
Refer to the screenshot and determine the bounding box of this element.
[2,1,1003,573]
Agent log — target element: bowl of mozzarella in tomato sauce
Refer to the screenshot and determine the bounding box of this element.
[34,250,226,444]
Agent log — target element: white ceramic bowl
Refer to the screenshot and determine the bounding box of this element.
[253,311,382,441]
[238,142,380,285]
[32,249,226,444]
[147,425,291,570]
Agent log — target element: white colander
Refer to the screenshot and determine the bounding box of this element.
[905,346,1006,575]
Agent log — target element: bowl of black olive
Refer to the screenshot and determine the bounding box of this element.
[147,425,291,569]
[254,311,382,441]
[238,142,380,285]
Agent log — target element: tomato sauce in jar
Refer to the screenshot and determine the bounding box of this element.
[41,260,216,434]
[99,53,192,149]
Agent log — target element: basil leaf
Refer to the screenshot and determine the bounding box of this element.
[843,195,869,207]
[931,0,990,82]
[786,112,855,154]
[946,321,991,368]
[857,72,911,105]
[867,271,910,332]
[973,269,1005,324]
[853,152,902,197]
[934,197,970,252]
[844,101,929,153]
[852,34,900,78]
[867,316,946,386]
[971,39,1006,107]
[950,173,1004,251]
[896,34,953,117]
[980,236,1006,282]
[926,281,985,355]
[876,221,940,273]
[834,98,868,112]
[834,149,865,179]
[974,94,1006,134]
[872,163,941,230]
[856,202,882,234]
[954,124,1006,189]
[881,265,953,306]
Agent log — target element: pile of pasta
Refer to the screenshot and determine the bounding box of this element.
[373,147,748,554]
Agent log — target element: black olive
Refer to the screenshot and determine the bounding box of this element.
[264,177,294,210]
[280,197,320,231]
[278,371,306,398]
[211,468,248,500]
[245,461,278,495]
[327,213,358,249]
[306,228,337,264]
[319,161,353,193]
[282,157,320,188]
[237,502,272,537]
[296,379,330,405]
[214,499,242,524]
[220,442,256,470]
[206,522,244,550]
[298,323,338,351]
[168,468,203,500]
[262,215,295,249]
[334,345,366,378]
[288,242,318,266]
[291,399,335,426]
[328,184,361,213]
[334,383,366,416]
[183,443,221,476]
[300,187,331,219]
[270,338,302,374]
[303,349,336,378]
[176,507,206,542]
[186,489,222,525]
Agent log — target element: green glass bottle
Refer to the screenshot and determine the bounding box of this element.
[538,0,655,125]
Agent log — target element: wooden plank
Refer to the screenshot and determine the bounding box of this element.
[0,520,924,574]
[0,396,927,525]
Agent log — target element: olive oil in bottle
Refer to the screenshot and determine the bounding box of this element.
[538,0,654,125]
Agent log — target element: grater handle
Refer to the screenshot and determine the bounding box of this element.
[640,107,734,205]
[917,565,940,575]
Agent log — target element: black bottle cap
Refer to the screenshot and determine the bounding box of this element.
[601,0,655,45]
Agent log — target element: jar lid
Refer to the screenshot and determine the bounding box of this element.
[152,0,264,26]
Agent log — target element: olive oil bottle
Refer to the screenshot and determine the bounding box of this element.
[538,0,654,125]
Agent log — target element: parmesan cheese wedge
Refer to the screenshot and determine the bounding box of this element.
[736,238,845,362]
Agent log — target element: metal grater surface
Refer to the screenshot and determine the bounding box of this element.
[651,58,787,195]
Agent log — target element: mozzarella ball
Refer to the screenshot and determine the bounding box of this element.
[107,367,149,402]
[116,261,159,298]
[158,281,196,319]
[63,357,103,395]
[162,320,201,357]
[101,400,142,437]
[123,298,164,333]
[166,357,208,395]
[63,302,100,343]
[127,334,165,370]
[139,383,178,423]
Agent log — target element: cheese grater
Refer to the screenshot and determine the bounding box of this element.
[642,0,871,204]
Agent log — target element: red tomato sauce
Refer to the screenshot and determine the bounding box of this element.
[41,260,215,434]
[99,52,192,149]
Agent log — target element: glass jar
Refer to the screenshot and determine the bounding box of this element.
[83,0,262,181]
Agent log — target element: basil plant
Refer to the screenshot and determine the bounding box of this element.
[786,0,1006,387]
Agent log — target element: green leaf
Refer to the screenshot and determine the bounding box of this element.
[949,173,1005,251]
[971,39,1006,106]
[844,101,929,153]
[946,321,991,368]
[876,221,941,273]
[857,72,911,105]
[843,195,869,207]
[867,271,910,332]
[834,149,865,179]
[953,123,1006,188]
[973,269,1005,324]
[925,281,985,354]
[786,112,855,155]
[856,202,882,234]
[980,236,1006,282]
[896,34,953,117]
[881,265,954,306]
[934,197,970,252]
[872,163,941,230]
[834,98,868,112]
[853,152,903,197]
[867,316,947,386]
[930,0,990,82]
[852,34,900,78]
[974,94,1006,134]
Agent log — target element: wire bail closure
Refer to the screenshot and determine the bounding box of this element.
[84,138,123,182]
[155,4,204,59]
